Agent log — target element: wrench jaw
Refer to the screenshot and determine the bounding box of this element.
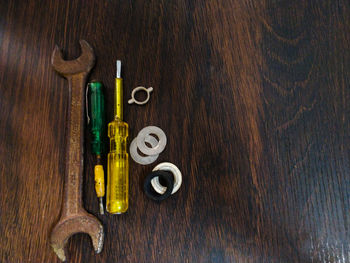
[50,213,104,261]
[51,40,95,76]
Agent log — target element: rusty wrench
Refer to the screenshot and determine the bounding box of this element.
[50,40,104,261]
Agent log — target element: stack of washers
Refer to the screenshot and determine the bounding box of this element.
[130,126,182,201]
[145,162,182,201]
[130,126,167,165]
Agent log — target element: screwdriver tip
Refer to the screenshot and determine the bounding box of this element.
[99,197,104,215]
[116,60,121,78]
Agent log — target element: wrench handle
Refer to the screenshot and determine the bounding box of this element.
[61,73,88,216]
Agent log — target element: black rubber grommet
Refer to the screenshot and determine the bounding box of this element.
[143,170,174,201]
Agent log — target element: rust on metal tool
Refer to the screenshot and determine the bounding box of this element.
[50,40,104,261]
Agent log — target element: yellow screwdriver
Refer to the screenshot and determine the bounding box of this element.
[106,60,129,214]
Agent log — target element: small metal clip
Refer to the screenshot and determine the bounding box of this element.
[86,83,90,124]
[128,86,153,105]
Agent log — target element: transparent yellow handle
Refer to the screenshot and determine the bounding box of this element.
[106,118,129,214]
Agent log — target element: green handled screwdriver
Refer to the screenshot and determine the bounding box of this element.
[88,81,105,214]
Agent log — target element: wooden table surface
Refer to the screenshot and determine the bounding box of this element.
[1,1,349,262]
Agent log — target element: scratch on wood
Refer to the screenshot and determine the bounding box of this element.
[276,99,316,132]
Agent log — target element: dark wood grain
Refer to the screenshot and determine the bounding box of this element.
[0,0,349,262]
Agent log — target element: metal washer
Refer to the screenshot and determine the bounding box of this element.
[136,126,167,156]
[129,135,159,165]
[151,162,182,195]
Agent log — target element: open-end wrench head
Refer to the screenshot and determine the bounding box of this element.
[50,213,104,261]
[51,40,95,76]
